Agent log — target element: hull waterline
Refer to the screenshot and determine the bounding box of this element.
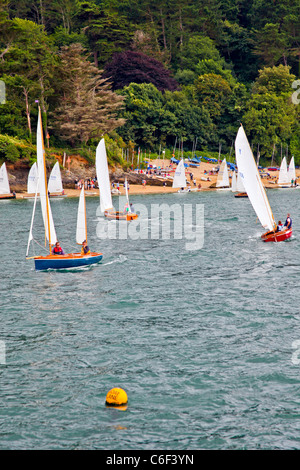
[34,252,103,271]
[261,228,292,242]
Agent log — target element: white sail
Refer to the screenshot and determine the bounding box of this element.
[235,125,275,232]
[0,162,10,194]
[172,159,186,188]
[236,172,245,192]
[27,162,38,194]
[125,176,131,212]
[231,171,237,191]
[48,161,63,193]
[278,157,289,185]
[216,158,229,187]
[95,138,113,213]
[76,186,87,244]
[288,157,296,182]
[36,107,57,245]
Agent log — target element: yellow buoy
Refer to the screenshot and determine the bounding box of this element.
[106,387,128,406]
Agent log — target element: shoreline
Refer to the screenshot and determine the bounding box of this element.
[10,158,299,199]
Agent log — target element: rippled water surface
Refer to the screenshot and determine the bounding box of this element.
[1,189,300,450]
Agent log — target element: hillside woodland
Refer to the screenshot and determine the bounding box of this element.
[0,0,299,167]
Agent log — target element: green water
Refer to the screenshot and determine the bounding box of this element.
[1,190,300,450]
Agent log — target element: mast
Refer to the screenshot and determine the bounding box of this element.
[38,105,52,253]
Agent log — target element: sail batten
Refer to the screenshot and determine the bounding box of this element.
[235,125,275,232]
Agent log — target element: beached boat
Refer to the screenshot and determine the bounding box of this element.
[278,156,299,189]
[216,158,230,190]
[0,162,16,200]
[235,125,292,242]
[95,138,138,221]
[26,106,103,270]
[48,161,67,198]
[172,159,190,193]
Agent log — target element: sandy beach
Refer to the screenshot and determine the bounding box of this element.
[15,158,299,199]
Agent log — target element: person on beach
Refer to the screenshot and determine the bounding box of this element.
[284,214,292,230]
[81,240,90,255]
[52,241,65,255]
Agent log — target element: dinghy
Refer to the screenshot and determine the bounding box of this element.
[48,161,67,198]
[95,138,138,221]
[172,159,190,193]
[26,106,103,270]
[235,125,292,242]
[216,158,230,190]
[0,163,15,199]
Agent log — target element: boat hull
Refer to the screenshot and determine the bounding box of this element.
[34,252,103,271]
[234,192,248,198]
[0,194,16,200]
[104,210,138,221]
[261,228,292,242]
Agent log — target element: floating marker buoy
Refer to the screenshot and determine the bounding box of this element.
[106,387,128,407]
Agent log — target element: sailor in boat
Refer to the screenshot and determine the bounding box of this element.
[275,221,284,232]
[52,241,65,255]
[81,240,90,255]
[284,213,292,230]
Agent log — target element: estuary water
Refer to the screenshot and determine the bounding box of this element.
[1,189,300,450]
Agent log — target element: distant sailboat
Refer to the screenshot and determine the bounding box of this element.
[231,171,237,192]
[234,171,248,198]
[96,138,138,220]
[288,156,296,184]
[172,159,190,192]
[27,162,38,194]
[216,158,230,190]
[235,125,292,242]
[278,157,289,187]
[0,162,15,199]
[48,161,67,197]
[26,106,103,270]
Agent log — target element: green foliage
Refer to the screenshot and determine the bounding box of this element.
[0,0,299,163]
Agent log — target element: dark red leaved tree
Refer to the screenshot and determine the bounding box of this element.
[103,51,178,92]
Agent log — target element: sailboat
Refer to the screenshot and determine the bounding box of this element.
[26,106,103,270]
[95,138,138,221]
[234,171,247,198]
[287,156,296,185]
[48,161,67,198]
[235,125,292,242]
[0,162,15,199]
[216,158,230,190]
[23,162,39,199]
[231,171,237,192]
[172,159,190,192]
[277,157,290,187]
[27,162,38,194]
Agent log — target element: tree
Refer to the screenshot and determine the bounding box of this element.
[103,51,178,92]
[50,43,125,146]
[242,65,299,161]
